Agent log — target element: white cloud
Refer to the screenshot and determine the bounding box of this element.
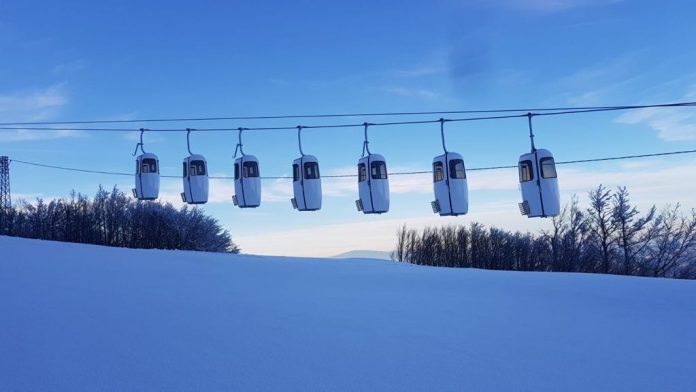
[263,177,294,202]
[155,176,237,207]
[553,50,646,105]
[0,128,87,142]
[616,106,696,141]
[384,87,440,100]
[486,0,622,12]
[392,65,448,78]
[155,174,293,207]
[0,83,68,121]
[0,84,81,142]
[321,165,436,198]
[52,59,87,74]
[323,176,357,197]
[558,163,696,205]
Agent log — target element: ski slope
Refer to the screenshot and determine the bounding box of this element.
[1,236,695,392]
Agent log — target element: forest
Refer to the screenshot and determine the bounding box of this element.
[0,186,238,253]
[392,185,696,279]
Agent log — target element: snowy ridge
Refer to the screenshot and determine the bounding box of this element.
[1,236,695,391]
[331,249,393,260]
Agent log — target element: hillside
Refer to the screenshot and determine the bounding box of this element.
[1,236,694,391]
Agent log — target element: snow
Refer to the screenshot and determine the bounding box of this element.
[1,236,695,392]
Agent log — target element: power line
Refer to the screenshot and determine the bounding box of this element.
[9,149,696,180]
[0,101,694,128]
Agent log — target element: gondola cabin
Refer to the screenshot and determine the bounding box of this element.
[518,148,560,217]
[181,154,209,204]
[356,154,389,214]
[432,152,468,216]
[291,155,322,211]
[133,152,160,200]
[233,155,261,208]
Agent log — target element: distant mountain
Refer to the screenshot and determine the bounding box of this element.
[332,250,393,260]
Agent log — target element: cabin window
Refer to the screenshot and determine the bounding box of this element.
[433,161,444,182]
[371,161,387,180]
[540,157,557,179]
[519,160,534,182]
[142,158,157,174]
[136,160,140,175]
[449,159,466,179]
[358,163,367,182]
[190,160,206,176]
[243,161,259,178]
[293,164,300,182]
[182,162,187,177]
[304,162,320,180]
[234,163,240,180]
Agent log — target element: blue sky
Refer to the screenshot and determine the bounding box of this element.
[2,0,696,256]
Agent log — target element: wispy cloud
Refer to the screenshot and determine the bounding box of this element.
[0,83,68,121]
[616,107,696,141]
[263,177,294,202]
[484,0,622,12]
[0,128,87,143]
[52,59,87,74]
[614,85,696,141]
[0,84,80,142]
[154,175,237,206]
[553,50,647,105]
[384,87,440,100]
[321,165,435,199]
[154,173,295,207]
[391,65,448,78]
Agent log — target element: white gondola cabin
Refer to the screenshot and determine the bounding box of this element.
[356,154,389,214]
[291,155,322,211]
[233,155,261,208]
[181,154,209,204]
[518,148,560,217]
[133,152,160,200]
[432,152,468,216]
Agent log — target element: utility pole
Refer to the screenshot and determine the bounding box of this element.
[0,156,9,210]
[0,156,9,235]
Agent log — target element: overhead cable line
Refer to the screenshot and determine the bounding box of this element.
[0,101,694,127]
[9,149,696,180]
[0,114,526,133]
[2,101,695,133]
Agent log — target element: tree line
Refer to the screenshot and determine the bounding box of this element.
[392,185,696,279]
[0,186,239,253]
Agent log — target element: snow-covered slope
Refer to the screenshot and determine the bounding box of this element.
[1,236,695,392]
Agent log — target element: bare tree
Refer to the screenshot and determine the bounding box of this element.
[391,185,695,280]
[587,185,618,274]
[646,205,696,278]
[612,187,657,275]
